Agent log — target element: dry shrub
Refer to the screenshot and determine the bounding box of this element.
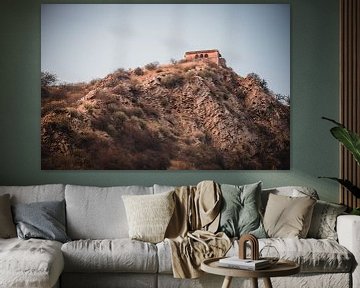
[91,115,111,131]
[160,73,184,89]
[139,103,159,118]
[123,106,144,118]
[185,70,196,81]
[113,111,127,126]
[41,100,68,116]
[134,67,144,76]
[112,84,129,96]
[113,68,130,79]
[46,113,71,133]
[145,62,159,70]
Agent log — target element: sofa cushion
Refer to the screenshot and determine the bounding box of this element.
[307,200,347,240]
[156,240,173,274]
[122,191,175,243]
[153,184,176,194]
[218,182,266,238]
[230,238,353,273]
[65,185,153,239]
[61,239,158,273]
[12,200,70,243]
[0,194,16,238]
[158,237,353,274]
[263,193,316,238]
[0,238,64,288]
[0,184,65,204]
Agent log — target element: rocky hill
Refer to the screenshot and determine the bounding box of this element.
[41,60,290,170]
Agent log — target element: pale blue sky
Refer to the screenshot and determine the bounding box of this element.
[41,4,290,96]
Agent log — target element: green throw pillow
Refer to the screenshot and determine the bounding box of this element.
[218,182,266,238]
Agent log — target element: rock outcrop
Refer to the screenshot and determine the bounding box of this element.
[41,61,290,170]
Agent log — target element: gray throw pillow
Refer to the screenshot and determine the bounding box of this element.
[12,200,70,243]
[307,200,347,240]
[218,182,266,238]
[0,194,16,238]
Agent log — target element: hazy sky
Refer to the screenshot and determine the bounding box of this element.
[41,4,290,96]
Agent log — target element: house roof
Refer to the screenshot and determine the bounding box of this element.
[184,49,220,55]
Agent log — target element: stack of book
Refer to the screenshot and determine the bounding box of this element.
[218,257,271,270]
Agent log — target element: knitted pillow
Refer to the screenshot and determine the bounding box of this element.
[122,191,175,243]
[307,200,347,240]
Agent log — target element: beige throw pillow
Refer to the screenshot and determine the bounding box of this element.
[122,191,175,243]
[263,193,316,238]
[0,194,17,238]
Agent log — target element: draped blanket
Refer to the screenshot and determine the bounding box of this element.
[165,181,231,278]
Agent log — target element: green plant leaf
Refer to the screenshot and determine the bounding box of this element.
[322,117,360,165]
[351,208,360,215]
[330,127,360,165]
[319,177,360,198]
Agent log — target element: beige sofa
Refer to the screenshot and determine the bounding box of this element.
[0,184,358,288]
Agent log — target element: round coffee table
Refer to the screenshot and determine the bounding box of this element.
[201,257,300,288]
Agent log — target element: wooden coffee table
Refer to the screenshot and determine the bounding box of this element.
[201,257,300,288]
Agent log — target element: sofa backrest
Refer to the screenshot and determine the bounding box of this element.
[0,184,65,204]
[153,184,176,194]
[65,184,153,240]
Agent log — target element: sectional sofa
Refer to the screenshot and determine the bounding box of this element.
[0,183,359,288]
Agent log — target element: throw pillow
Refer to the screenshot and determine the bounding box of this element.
[122,191,175,243]
[0,194,16,238]
[307,200,347,240]
[12,200,70,243]
[218,182,266,238]
[263,193,316,238]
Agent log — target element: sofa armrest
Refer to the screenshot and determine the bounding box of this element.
[337,215,360,288]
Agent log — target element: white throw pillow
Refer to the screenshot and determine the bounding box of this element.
[122,191,175,243]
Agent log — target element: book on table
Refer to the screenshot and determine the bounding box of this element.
[218,257,271,270]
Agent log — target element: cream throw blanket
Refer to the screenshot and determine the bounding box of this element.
[165,181,231,278]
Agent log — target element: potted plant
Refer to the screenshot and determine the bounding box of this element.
[320,117,360,215]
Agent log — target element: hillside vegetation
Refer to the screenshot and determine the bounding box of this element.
[41,60,290,170]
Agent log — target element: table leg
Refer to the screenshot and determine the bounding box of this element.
[251,278,258,288]
[263,277,273,288]
[221,276,233,288]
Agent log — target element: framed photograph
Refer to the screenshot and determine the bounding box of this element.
[41,4,290,170]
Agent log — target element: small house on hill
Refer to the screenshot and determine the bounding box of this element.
[184,49,226,66]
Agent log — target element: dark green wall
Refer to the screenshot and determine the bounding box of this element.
[0,0,340,202]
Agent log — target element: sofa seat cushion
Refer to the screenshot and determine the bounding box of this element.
[62,239,158,273]
[157,238,354,274]
[0,238,64,288]
[230,238,353,273]
[260,238,353,272]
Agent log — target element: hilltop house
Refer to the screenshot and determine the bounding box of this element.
[184,49,226,66]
